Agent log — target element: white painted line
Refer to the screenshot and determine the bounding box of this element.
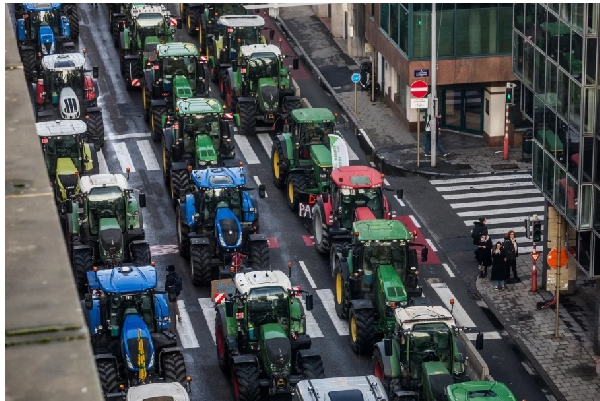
[137,140,161,171]
[176,300,200,349]
[106,132,152,141]
[428,281,475,327]
[521,361,536,375]
[97,149,110,174]
[435,181,534,192]
[198,298,217,344]
[394,195,405,207]
[235,135,260,164]
[112,142,136,173]
[457,206,544,217]
[299,261,317,289]
[425,238,438,252]
[442,188,542,200]
[316,289,349,336]
[430,174,531,186]
[486,226,544,235]
[347,144,359,161]
[384,178,390,186]
[300,298,324,338]
[409,215,421,228]
[450,197,545,209]
[442,263,455,278]
[257,133,273,158]
[369,161,376,167]
[466,331,502,340]
[519,245,544,254]
[253,175,267,198]
[463,216,545,226]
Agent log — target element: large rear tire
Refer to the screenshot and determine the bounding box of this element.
[96,359,119,395]
[124,59,142,91]
[283,98,301,115]
[176,204,190,258]
[313,206,330,254]
[237,102,256,136]
[231,363,260,401]
[333,258,349,319]
[170,170,189,209]
[190,244,211,285]
[21,49,36,82]
[248,240,269,271]
[74,250,93,293]
[286,173,309,212]
[372,346,391,392]
[300,356,325,379]
[349,306,375,355]
[151,106,168,142]
[131,243,151,265]
[187,9,200,35]
[86,112,105,148]
[271,141,288,189]
[162,352,188,386]
[215,311,230,374]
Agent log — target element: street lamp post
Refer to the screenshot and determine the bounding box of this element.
[430,2,437,167]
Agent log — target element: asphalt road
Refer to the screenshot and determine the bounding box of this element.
[16,4,555,401]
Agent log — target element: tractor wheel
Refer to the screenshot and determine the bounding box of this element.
[162,352,188,386]
[349,306,375,355]
[170,169,189,209]
[86,112,105,148]
[283,98,301,114]
[248,240,269,271]
[96,359,119,395]
[124,59,142,91]
[175,204,190,258]
[271,141,289,188]
[21,49,36,82]
[190,244,211,285]
[372,346,391,392]
[187,9,200,36]
[219,71,227,100]
[151,106,168,142]
[65,5,80,41]
[333,258,349,319]
[313,206,330,254]
[231,363,260,401]
[74,250,93,293]
[286,173,308,212]
[300,356,325,379]
[162,138,170,184]
[236,102,256,136]
[215,312,230,374]
[131,243,151,266]
[112,21,120,48]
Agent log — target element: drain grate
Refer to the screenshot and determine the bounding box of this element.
[468,291,482,301]
[491,163,519,170]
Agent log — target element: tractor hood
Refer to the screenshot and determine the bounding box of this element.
[258,78,278,111]
[56,157,79,200]
[310,144,332,168]
[195,134,217,165]
[60,87,81,119]
[378,265,408,303]
[215,206,242,249]
[260,323,291,372]
[38,24,56,55]
[121,314,155,372]
[99,218,124,259]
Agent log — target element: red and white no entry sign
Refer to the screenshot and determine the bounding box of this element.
[411,80,428,98]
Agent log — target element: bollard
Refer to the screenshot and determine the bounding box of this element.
[531,243,538,293]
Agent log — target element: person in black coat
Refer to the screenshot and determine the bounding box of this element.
[490,242,507,290]
[475,234,493,278]
[503,230,519,281]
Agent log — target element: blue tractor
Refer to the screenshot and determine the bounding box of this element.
[15,3,78,82]
[83,265,190,397]
[176,165,270,284]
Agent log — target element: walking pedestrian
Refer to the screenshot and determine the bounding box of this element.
[475,234,492,278]
[503,230,519,282]
[165,265,183,323]
[424,114,449,157]
[490,242,507,290]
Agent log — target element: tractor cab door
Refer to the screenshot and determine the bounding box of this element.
[339,189,354,229]
[183,117,196,154]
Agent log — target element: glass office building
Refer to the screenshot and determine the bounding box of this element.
[512,4,599,276]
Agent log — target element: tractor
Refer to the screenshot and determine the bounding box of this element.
[64,173,151,292]
[330,219,429,354]
[142,42,212,141]
[32,51,105,148]
[15,3,77,81]
[445,382,518,401]
[372,305,484,401]
[295,375,389,401]
[109,3,146,47]
[311,166,404,254]
[223,44,300,136]
[82,265,190,397]
[37,120,98,205]
[216,269,325,400]
[161,97,237,206]
[176,166,269,285]
[179,3,247,48]
[118,4,181,91]
[272,108,343,210]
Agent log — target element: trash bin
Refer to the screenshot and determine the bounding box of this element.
[522,129,533,161]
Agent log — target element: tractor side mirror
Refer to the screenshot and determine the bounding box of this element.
[396,189,403,199]
[421,247,428,262]
[305,293,314,311]
[84,293,93,310]
[225,299,234,318]
[231,59,238,72]
[139,193,147,208]
[66,199,73,214]
[176,18,183,29]
[475,332,484,350]
[292,58,299,70]
[171,142,183,162]
[322,192,329,203]
[269,29,275,41]
[258,184,266,198]
[92,66,99,79]
[384,338,393,356]
[454,352,466,363]
[168,286,177,303]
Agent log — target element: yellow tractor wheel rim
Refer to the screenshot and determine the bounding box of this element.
[350,314,357,342]
[162,144,167,173]
[179,3,184,15]
[273,151,280,178]
[199,26,203,45]
[187,14,191,31]
[142,87,146,111]
[288,181,294,204]
[151,111,155,132]
[335,273,343,305]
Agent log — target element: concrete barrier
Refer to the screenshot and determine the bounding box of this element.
[457,331,490,381]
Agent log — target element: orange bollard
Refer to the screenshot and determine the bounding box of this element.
[531,264,537,293]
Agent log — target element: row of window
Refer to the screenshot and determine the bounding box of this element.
[514,3,598,37]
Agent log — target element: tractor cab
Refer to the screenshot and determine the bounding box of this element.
[446,381,518,401]
[215,15,268,60]
[17,4,67,52]
[129,4,174,46]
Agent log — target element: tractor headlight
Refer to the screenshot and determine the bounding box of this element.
[320,173,327,180]
[218,233,226,247]
[163,316,170,322]
[249,207,255,212]
[50,42,55,54]
[399,300,408,307]
[125,353,134,369]
[199,161,207,166]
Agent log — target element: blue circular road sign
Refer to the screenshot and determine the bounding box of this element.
[351,73,361,83]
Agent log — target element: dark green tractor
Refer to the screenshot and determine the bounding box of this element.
[161,97,236,206]
[216,269,325,401]
[179,3,247,46]
[331,220,429,355]
[109,3,146,47]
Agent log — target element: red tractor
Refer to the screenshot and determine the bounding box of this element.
[309,165,403,254]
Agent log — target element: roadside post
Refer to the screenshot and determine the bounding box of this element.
[351,73,360,115]
[410,81,428,168]
[525,215,541,293]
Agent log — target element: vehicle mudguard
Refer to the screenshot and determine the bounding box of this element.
[350,299,374,310]
[84,299,101,335]
[86,106,101,114]
[338,259,351,282]
[275,133,293,162]
[171,161,188,171]
[190,237,210,246]
[216,304,238,348]
[151,99,168,108]
[241,191,256,223]
[225,68,236,91]
[65,209,80,236]
[236,96,255,105]
[374,341,400,378]
[153,293,171,331]
[283,95,301,104]
[160,346,184,355]
[94,353,116,361]
[232,354,258,366]
[313,198,328,226]
[17,19,27,41]
[249,195,259,222]
[83,142,99,174]
[129,239,148,250]
[112,13,126,21]
[296,349,320,360]
[247,233,267,242]
[124,54,138,63]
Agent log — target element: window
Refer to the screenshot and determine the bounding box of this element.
[594,186,600,229]
[412,11,430,58]
[546,12,559,62]
[576,231,592,273]
[569,79,581,131]
[586,38,597,85]
[498,6,513,53]
[546,60,558,107]
[397,74,407,111]
[370,4,374,20]
[523,41,534,86]
[399,5,409,54]
[390,4,399,46]
[597,137,600,182]
[514,4,525,34]
[437,8,454,57]
[581,137,594,182]
[581,185,592,228]
[549,4,559,14]
[557,22,570,72]
[543,151,556,199]
[588,3,598,34]
[514,32,524,78]
[555,164,567,214]
[524,4,536,36]
[584,88,596,134]
[533,141,544,188]
[536,5,547,51]
[570,32,583,82]
[380,4,389,34]
[557,69,569,120]
[534,49,546,94]
[456,8,498,56]
[571,4,584,32]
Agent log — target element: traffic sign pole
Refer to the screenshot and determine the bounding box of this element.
[417,108,421,167]
[431,2,437,168]
[351,73,361,115]
[555,217,562,338]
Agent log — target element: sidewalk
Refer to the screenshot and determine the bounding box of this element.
[276,6,530,178]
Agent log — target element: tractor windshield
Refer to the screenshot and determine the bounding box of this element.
[32,9,62,30]
[247,286,289,330]
[363,242,407,277]
[42,135,82,173]
[50,68,83,96]
[163,56,196,79]
[340,187,384,219]
[300,122,333,145]
[108,292,156,334]
[410,323,453,365]
[247,53,279,79]
[183,114,220,152]
[88,187,126,234]
[232,27,261,46]
[202,187,242,221]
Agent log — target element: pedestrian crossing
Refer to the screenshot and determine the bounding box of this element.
[430,173,544,254]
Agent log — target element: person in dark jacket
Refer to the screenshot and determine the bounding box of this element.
[490,242,507,290]
[472,217,488,260]
[476,234,493,278]
[165,265,182,322]
[503,230,519,281]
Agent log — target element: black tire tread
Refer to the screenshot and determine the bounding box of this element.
[333,259,349,320]
[238,102,256,136]
[171,169,189,207]
[96,359,119,395]
[66,5,79,40]
[163,352,188,386]
[271,141,288,189]
[286,173,309,211]
[176,204,190,258]
[215,313,230,374]
[248,241,269,271]
[350,307,376,355]
[233,363,260,401]
[313,206,330,254]
[284,98,301,115]
[21,50,36,82]
[152,106,168,141]
[190,244,211,285]
[131,243,151,265]
[301,356,325,379]
[124,59,143,91]
[372,346,392,392]
[74,250,93,293]
[86,112,105,148]
[187,9,200,36]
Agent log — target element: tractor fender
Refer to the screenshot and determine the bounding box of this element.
[275,134,292,162]
[112,13,126,20]
[129,240,148,252]
[383,194,391,215]
[151,99,168,108]
[236,97,256,105]
[171,161,189,171]
[350,299,374,311]
[232,354,258,366]
[215,304,238,350]
[338,259,351,282]
[163,127,175,149]
[159,346,184,355]
[225,68,236,91]
[283,95,301,103]
[124,55,138,63]
[73,244,92,254]
[94,353,117,362]
[19,44,35,52]
[314,198,331,227]
[190,237,210,246]
[296,349,320,361]
[373,341,396,378]
[86,106,101,114]
[247,233,267,242]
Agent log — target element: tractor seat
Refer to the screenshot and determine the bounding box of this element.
[434,330,451,357]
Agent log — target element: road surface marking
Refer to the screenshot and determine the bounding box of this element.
[254,175,267,197]
[425,239,438,252]
[409,215,421,228]
[257,133,273,158]
[463,216,545,226]
[347,144,359,161]
[384,178,390,186]
[316,289,348,336]
[235,135,260,164]
[442,263,455,278]
[428,281,475,327]
[466,331,502,340]
[300,298,324,338]
[149,244,179,256]
[97,149,110,174]
[302,234,315,246]
[112,142,136,173]
[394,195,405,207]
[450,197,545,209]
[137,140,161,171]
[176,300,200,349]
[106,132,151,141]
[519,245,544,254]
[486,226,544,235]
[430,174,531,185]
[435,181,533,192]
[198,298,217,344]
[457,206,544,218]
[299,261,316,289]
[442,188,541,200]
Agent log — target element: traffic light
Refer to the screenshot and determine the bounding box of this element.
[505,86,514,105]
[532,221,542,242]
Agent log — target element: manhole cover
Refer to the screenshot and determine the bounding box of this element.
[453,164,472,170]
[491,164,519,170]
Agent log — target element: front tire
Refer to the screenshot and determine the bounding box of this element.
[271,141,288,189]
[131,243,151,265]
[215,311,231,374]
[333,258,349,319]
[73,250,93,293]
[300,356,325,379]
[190,244,211,285]
[170,169,189,209]
[248,240,269,271]
[21,49,36,82]
[286,173,308,211]
[151,106,168,141]
[86,111,105,148]
[237,102,256,136]
[349,306,375,355]
[313,205,330,254]
[231,363,260,401]
[96,359,119,395]
[176,204,190,258]
[162,352,188,386]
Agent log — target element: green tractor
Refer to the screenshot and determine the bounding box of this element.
[216,268,325,400]
[64,173,151,292]
[161,97,237,205]
[179,4,248,47]
[109,3,146,47]
[271,108,341,210]
[445,382,518,401]
[37,120,99,205]
[331,219,429,355]
[373,305,484,401]
[142,42,212,141]
[224,44,300,136]
[119,4,181,91]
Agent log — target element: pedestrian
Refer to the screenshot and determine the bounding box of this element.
[424,113,449,157]
[490,242,507,290]
[165,265,183,323]
[475,234,492,278]
[503,230,519,282]
[471,217,488,260]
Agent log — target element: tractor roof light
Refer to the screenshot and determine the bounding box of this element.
[175,107,179,112]
[151,261,155,266]
[126,168,131,173]
[186,376,192,382]
[381,174,385,179]
[239,161,243,167]
[353,272,359,277]
[37,52,42,57]
[119,384,125,390]
[223,105,227,110]
[93,266,98,272]
[187,165,192,172]
[82,48,86,53]
[287,262,292,268]
[74,171,79,177]
[354,231,359,237]
[230,266,235,272]
[450,298,455,305]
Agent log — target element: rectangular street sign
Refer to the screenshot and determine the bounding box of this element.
[411,98,428,109]
[414,69,429,78]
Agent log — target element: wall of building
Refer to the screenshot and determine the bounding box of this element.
[484,85,511,146]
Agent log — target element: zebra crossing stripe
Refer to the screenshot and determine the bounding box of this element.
[435,181,533,192]
[112,142,135,173]
[457,206,544,217]
[300,298,324,338]
[176,300,200,349]
[234,135,260,164]
[450,197,545,209]
[257,133,273,157]
[463,216,545,226]
[430,174,531,185]
[316,289,348,336]
[97,149,110,174]
[137,140,161,171]
[198,298,217,344]
[442,188,541,200]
